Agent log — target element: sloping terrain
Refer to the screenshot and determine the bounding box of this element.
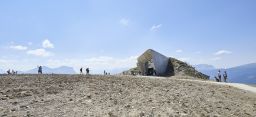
[0,75,255,117]
[124,57,209,79]
[169,58,209,79]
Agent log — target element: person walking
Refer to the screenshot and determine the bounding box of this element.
[223,71,228,82]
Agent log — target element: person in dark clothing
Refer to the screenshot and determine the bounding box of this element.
[218,70,222,82]
[223,71,228,82]
[215,76,220,82]
[80,67,83,74]
[38,66,40,74]
[7,69,11,75]
[86,68,90,75]
[38,66,42,74]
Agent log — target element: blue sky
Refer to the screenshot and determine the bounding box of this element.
[0,0,256,73]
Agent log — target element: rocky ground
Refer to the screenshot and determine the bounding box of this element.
[0,74,255,117]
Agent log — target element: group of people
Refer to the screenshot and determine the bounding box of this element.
[104,70,110,75]
[215,70,228,82]
[7,69,18,75]
[7,66,43,75]
[37,66,92,75]
[80,67,90,75]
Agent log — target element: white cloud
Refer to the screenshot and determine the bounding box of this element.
[176,49,183,53]
[150,24,162,32]
[119,18,129,26]
[27,49,54,57]
[10,45,28,50]
[214,50,232,56]
[42,39,54,48]
[28,42,33,45]
[211,57,222,61]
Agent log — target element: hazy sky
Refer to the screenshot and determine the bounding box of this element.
[0,0,256,73]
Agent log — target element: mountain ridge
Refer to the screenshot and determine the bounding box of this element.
[24,66,76,74]
[0,66,76,74]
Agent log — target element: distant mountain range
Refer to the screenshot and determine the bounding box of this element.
[0,66,76,74]
[24,66,76,74]
[1,63,255,84]
[194,63,256,84]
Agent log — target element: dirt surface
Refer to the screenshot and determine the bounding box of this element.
[0,75,255,117]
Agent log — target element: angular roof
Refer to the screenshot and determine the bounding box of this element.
[137,49,167,62]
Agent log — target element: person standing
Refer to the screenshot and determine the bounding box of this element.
[218,70,222,82]
[38,66,40,74]
[7,69,11,75]
[86,68,90,75]
[80,67,83,74]
[38,66,42,74]
[223,71,228,82]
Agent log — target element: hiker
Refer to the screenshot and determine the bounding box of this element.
[218,70,222,82]
[7,69,11,75]
[86,68,90,74]
[80,67,83,74]
[214,76,220,82]
[104,70,106,75]
[223,71,228,82]
[38,66,42,74]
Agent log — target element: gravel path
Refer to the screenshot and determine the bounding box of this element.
[140,75,256,93]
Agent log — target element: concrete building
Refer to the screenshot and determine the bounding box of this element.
[137,49,169,76]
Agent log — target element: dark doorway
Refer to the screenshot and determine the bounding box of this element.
[147,68,154,75]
